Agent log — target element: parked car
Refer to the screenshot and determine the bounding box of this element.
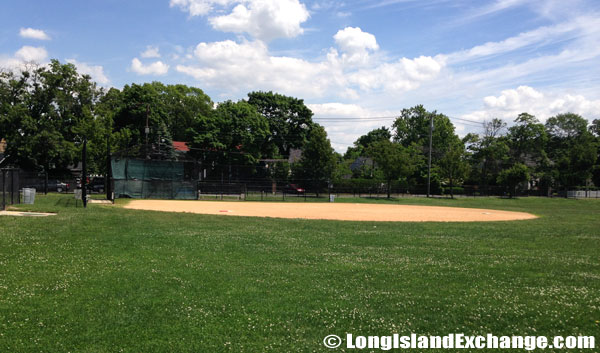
[87,177,106,193]
[284,183,305,194]
[24,180,70,193]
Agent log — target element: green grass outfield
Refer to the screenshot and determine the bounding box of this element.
[1,195,599,352]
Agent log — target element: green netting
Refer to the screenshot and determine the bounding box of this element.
[112,158,196,199]
[111,159,184,181]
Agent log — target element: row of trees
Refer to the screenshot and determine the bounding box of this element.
[1,60,599,197]
[340,106,600,197]
[0,60,332,184]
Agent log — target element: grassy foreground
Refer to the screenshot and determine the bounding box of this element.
[1,195,599,352]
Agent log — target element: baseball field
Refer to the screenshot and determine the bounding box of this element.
[0,194,598,352]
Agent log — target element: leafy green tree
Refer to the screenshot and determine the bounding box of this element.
[507,113,547,164]
[367,139,420,198]
[344,126,391,160]
[392,105,457,149]
[0,60,106,174]
[247,91,315,157]
[292,125,336,196]
[112,82,213,154]
[392,105,461,191]
[465,119,511,194]
[588,119,600,137]
[497,163,530,198]
[545,113,597,189]
[192,100,269,181]
[437,137,470,198]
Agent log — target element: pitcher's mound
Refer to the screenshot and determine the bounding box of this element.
[124,200,537,222]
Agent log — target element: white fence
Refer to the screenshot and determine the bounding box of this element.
[567,190,600,198]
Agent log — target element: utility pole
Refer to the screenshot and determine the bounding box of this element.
[82,138,88,208]
[145,104,150,159]
[427,115,434,198]
[106,134,112,201]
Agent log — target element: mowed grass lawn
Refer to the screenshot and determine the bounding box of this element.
[1,195,599,352]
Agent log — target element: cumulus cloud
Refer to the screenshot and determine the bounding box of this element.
[462,86,600,122]
[334,27,378,54]
[175,36,443,99]
[130,58,169,75]
[15,46,48,62]
[19,27,51,40]
[0,46,48,72]
[209,0,309,41]
[66,59,110,85]
[347,55,444,91]
[176,40,338,97]
[333,27,379,65]
[171,0,309,41]
[141,46,161,58]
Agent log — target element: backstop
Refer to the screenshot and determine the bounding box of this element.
[111,158,197,199]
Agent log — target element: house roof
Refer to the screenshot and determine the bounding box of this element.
[173,141,190,152]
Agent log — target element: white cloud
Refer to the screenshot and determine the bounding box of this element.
[333,27,379,65]
[334,27,379,54]
[176,38,443,99]
[66,59,110,85]
[0,46,47,71]
[176,40,337,97]
[347,55,444,91]
[169,0,234,16]
[443,19,588,63]
[130,58,169,75]
[209,0,309,41]
[141,46,161,58]
[171,0,309,41]
[463,86,600,122]
[15,46,48,62]
[19,27,51,40]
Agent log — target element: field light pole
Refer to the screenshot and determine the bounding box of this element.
[427,115,434,198]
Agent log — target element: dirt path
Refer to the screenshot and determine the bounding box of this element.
[123,200,537,222]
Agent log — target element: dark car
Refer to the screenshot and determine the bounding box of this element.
[25,180,69,193]
[87,177,106,193]
[284,183,305,194]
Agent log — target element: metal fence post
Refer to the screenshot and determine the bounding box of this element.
[2,169,6,210]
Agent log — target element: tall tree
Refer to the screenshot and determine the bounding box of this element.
[367,139,420,198]
[507,113,547,164]
[0,60,105,173]
[392,105,462,191]
[190,100,269,181]
[247,91,315,157]
[545,113,597,189]
[466,124,511,194]
[497,163,530,198]
[437,137,470,199]
[344,126,391,160]
[292,125,335,196]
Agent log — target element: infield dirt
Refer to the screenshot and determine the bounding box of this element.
[123,200,537,222]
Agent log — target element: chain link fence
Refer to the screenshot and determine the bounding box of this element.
[1,168,20,210]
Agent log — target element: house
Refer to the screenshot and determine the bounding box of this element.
[172,141,190,153]
[350,156,374,172]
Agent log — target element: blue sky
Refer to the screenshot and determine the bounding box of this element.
[2,0,600,151]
